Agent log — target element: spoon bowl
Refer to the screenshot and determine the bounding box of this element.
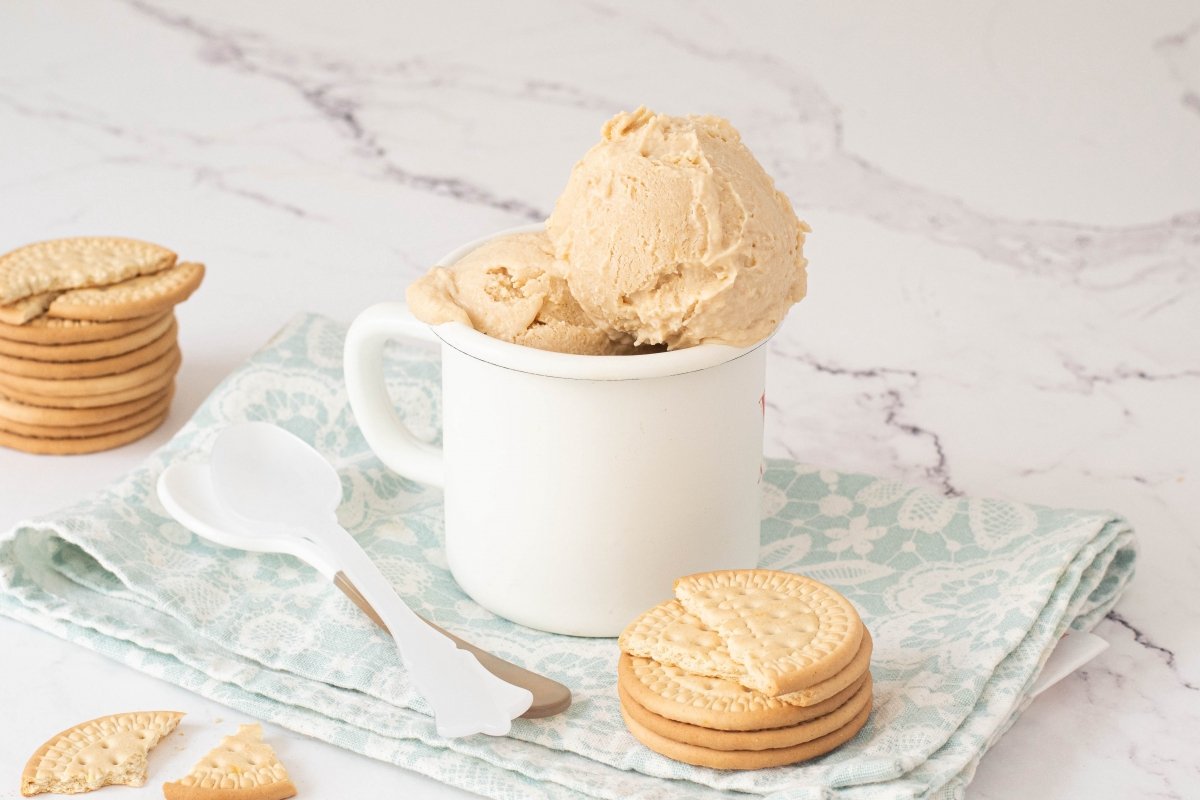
[209,422,342,531]
[158,462,337,577]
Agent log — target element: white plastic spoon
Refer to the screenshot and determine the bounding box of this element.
[208,421,533,737]
[156,462,570,718]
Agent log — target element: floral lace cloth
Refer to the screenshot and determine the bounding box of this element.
[0,314,1136,800]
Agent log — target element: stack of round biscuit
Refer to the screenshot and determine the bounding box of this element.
[0,238,204,455]
[617,569,874,770]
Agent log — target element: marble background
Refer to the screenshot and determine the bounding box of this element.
[0,2,1197,797]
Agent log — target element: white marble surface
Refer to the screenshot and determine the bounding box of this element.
[1,1,1197,797]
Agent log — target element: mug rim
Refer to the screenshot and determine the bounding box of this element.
[423,223,773,381]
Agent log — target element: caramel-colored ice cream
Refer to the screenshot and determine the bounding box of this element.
[407,108,810,353]
[546,107,809,349]
[405,231,640,356]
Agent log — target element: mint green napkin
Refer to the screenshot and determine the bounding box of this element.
[0,314,1136,800]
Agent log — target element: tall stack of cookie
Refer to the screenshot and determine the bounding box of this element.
[0,238,204,455]
[617,569,874,770]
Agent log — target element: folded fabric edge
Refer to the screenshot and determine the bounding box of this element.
[885,523,1137,800]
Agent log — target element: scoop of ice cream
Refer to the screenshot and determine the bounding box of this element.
[546,107,810,349]
[406,231,641,356]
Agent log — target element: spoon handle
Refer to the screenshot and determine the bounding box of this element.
[307,518,533,736]
[331,572,572,718]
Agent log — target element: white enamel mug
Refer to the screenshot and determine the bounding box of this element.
[344,225,767,637]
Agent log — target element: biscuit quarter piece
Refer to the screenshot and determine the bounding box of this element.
[20,710,184,796]
[48,262,204,322]
[674,570,864,696]
[162,723,297,800]
[0,237,175,306]
[619,599,744,681]
[0,292,59,325]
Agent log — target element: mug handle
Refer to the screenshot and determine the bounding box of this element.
[344,302,445,488]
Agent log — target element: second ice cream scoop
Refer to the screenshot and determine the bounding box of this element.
[547,107,810,349]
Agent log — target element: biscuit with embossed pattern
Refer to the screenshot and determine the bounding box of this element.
[620,597,872,706]
[674,569,864,696]
[20,710,183,796]
[48,262,203,322]
[0,292,59,325]
[162,723,296,800]
[0,237,175,305]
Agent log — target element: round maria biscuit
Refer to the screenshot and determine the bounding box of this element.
[0,319,177,379]
[48,261,204,322]
[673,569,865,696]
[0,385,174,439]
[0,385,169,426]
[618,675,871,752]
[617,652,870,732]
[0,236,175,306]
[0,311,168,345]
[0,345,179,397]
[0,353,179,408]
[0,408,168,455]
[0,313,174,362]
[620,698,871,770]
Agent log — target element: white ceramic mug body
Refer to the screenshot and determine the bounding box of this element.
[345,225,767,637]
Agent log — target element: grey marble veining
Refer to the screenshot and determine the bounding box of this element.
[0,1,1197,797]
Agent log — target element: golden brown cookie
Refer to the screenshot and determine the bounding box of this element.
[619,598,744,681]
[673,570,864,696]
[0,409,169,455]
[20,710,184,796]
[162,723,296,800]
[0,291,59,325]
[0,345,179,397]
[618,675,871,751]
[0,311,168,346]
[0,320,177,379]
[621,599,873,707]
[0,385,169,426]
[0,385,174,439]
[48,262,204,322]
[0,353,178,409]
[0,237,175,305]
[0,313,174,362]
[620,699,870,770]
[617,652,869,731]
